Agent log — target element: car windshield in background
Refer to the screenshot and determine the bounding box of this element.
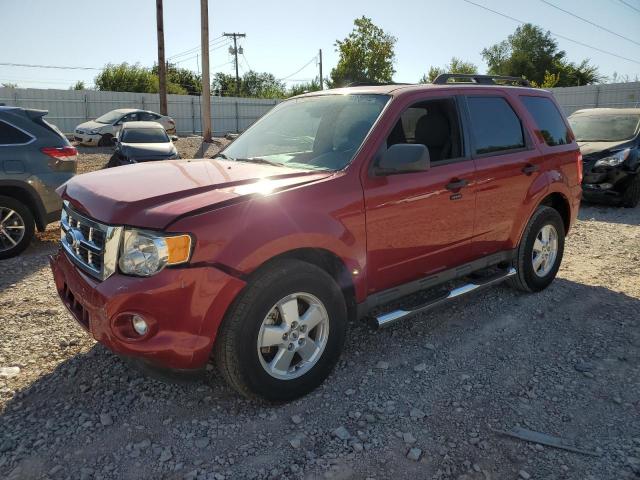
[95,111,125,124]
[569,113,640,142]
[221,94,389,171]
[121,128,168,143]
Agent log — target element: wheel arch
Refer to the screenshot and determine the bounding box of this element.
[539,191,571,235]
[249,248,358,323]
[0,181,46,231]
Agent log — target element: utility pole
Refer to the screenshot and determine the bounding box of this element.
[155,0,168,115]
[223,32,246,96]
[318,49,323,90]
[200,0,212,142]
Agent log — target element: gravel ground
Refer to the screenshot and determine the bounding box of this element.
[0,151,639,480]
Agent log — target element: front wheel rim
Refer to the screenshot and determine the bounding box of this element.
[257,292,330,380]
[0,207,26,252]
[531,224,558,277]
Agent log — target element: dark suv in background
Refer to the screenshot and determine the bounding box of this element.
[0,106,76,258]
[569,108,640,207]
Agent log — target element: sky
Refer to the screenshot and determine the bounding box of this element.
[1,0,639,90]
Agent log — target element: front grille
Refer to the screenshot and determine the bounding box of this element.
[60,201,122,280]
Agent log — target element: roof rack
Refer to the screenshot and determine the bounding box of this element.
[433,74,531,87]
[343,81,412,87]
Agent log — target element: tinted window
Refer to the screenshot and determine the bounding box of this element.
[121,128,168,143]
[467,97,524,155]
[521,96,571,146]
[0,120,32,145]
[139,112,161,121]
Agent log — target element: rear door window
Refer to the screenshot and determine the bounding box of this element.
[520,96,571,146]
[0,120,33,145]
[466,96,525,155]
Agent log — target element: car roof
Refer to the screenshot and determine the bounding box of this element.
[121,121,165,129]
[112,108,140,114]
[295,83,543,98]
[570,107,640,116]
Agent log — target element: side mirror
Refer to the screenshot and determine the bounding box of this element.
[170,135,178,142]
[374,144,430,176]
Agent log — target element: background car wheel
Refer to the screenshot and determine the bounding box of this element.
[98,134,113,147]
[621,175,640,208]
[508,206,565,293]
[0,196,35,260]
[213,259,347,401]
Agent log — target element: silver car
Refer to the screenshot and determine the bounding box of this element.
[74,109,176,147]
[0,106,76,258]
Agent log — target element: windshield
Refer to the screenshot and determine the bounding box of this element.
[221,94,389,171]
[95,110,126,124]
[569,113,640,142]
[121,128,168,143]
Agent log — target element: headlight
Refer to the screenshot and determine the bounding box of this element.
[594,148,630,168]
[118,229,192,277]
[89,129,99,135]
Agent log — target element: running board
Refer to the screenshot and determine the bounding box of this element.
[373,267,517,329]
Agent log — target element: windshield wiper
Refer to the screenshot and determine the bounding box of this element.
[213,152,234,160]
[235,157,283,167]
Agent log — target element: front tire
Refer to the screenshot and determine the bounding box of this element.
[0,196,35,260]
[213,259,347,401]
[621,175,640,208]
[98,134,113,147]
[508,206,565,292]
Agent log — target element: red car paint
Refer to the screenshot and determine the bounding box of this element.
[50,84,581,370]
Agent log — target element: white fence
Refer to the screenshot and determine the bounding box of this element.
[550,82,640,116]
[0,87,279,136]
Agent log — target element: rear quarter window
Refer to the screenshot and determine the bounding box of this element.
[466,96,525,155]
[520,96,571,146]
[0,120,32,145]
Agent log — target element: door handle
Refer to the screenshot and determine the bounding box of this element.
[522,164,539,175]
[446,178,469,191]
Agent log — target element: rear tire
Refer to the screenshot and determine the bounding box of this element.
[621,175,640,208]
[98,134,113,147]
[0,196,35,260]
[213,259,347,401]
[508,206,565,293]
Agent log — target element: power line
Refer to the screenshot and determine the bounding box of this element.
[461,0,640,66]
[0,62,101,71]
[167,35,226,60]
[241,53,253,72]
[618,0,640,13]
[540,0,640,47]
[172,41,234,65]
[278,56,318,81]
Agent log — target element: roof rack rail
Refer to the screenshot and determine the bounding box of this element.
[343,81,412,87]
[433,74,531,87]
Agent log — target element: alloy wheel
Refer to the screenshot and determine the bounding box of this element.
[0,207,26,253]
[257,292,330,380]
[531,224,558,277]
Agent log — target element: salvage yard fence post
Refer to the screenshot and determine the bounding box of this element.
[0,87,282,137]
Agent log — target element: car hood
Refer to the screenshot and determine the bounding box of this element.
[577,140,632,156]
[76,120,106,131]
[58,158,333,229]
[120,142,176,159]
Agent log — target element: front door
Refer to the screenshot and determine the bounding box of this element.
[363,97,477,293]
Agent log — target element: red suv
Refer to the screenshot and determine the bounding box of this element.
[50,74,582,401]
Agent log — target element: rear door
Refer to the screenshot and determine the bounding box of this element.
[363,95,478,293]
[462,94,543,257]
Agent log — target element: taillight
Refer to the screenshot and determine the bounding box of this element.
[41,146,78,160]
[577,152,583,184]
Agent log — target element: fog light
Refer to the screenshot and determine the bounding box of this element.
[131,315,148,336]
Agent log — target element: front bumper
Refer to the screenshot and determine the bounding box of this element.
[582,161,632,198]
[49,250,246,370]
[73,132,102,145]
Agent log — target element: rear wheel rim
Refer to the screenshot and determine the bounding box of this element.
[531,224,558,277]
[257,292,330,380]
[0,207,26,252]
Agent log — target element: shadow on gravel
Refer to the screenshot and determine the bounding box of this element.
[1,278,639,479]
[579,202,640,226]
[0,230,58,290]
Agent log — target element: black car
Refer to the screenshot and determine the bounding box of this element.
[107,121,179,168]
[569,108,640,207]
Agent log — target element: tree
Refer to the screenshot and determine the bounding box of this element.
[481,24,601,87]
[70,81,85,90]
[212,71,286,98]
[420,57,478,83]
[95,63,157,93]
[152,63,201,95]
[329,16,396,87]
[288,79,323,97]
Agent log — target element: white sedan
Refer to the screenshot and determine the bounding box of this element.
[74,109,176,146]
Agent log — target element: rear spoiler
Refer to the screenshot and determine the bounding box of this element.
[24,108,48,119]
